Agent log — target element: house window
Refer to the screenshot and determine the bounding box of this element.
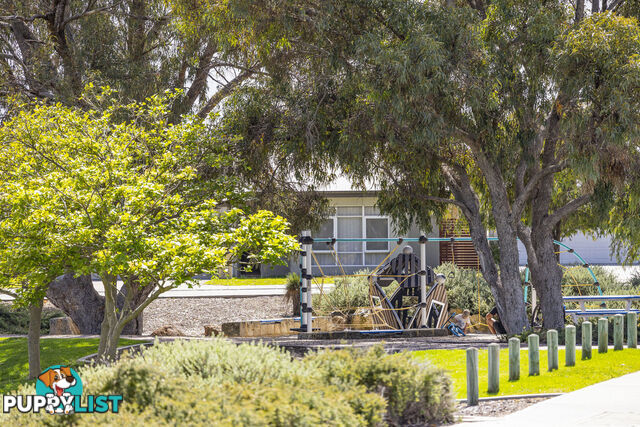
[366,218,388,251]
[311,205,391,268]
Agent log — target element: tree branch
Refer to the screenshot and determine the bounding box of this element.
[513,161,567,217]
[542,194,591,231]
[197,69,254,118]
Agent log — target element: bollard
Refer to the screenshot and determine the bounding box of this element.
[528,334,540,376]
[508,337,520,381]
[613,314,624,351]
[488,343,500,393]
[466,347,479,406]
[628,312,638,349]
[547,329,559,371]
[582,321,592,360]
[565,325,576,367]
[598,318,608,353]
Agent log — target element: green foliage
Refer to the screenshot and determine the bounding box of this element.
[560,265,621,296]
[435,263,494,315]
[628,269,640,288]
[307,346,455,425]
[0,95,297,292]
[0,337,145,394]
[314,269,374,316]
[0,304,65,335]
[0,338,454,425]
[285,272,301,292]
[0,94,298,357]
[285,272,301,315]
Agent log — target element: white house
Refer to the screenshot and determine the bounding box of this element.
[250,177,622,277]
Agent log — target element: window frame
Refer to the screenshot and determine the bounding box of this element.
[311,205,392,268]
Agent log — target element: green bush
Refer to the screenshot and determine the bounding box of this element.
[0,303,65,334]
[560,265,621,297]
[0,339,455,426]
[434,263,494,315]
[314,269,374,315]
[284,272,301,315]
[307,346,455,426]
[627,269,640,288]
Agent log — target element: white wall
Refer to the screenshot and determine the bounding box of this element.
[517,232,622,266]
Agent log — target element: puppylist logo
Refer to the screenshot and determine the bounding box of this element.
[3,365,122,414]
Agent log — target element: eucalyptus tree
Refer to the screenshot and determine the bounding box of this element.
[0,93,298,359]
[220,0,640,332]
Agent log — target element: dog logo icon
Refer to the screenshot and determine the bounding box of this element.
[35,365,83,414]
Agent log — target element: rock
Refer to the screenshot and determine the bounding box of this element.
[49,317,81,335]
[151,325,184,337]
[204,325,221,337]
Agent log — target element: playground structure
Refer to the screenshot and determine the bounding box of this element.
[297,231,640,334]
[298,232,451,333]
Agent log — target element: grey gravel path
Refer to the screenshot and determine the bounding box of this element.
[143,296,293,336]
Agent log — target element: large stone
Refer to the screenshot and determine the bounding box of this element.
[49,317,81,335]
[204,325,221,337]
[151,325,185,337]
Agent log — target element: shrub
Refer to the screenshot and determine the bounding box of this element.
[0,338,387,426]
[627,269,640,288]
[0,339,455,426]
[284,272,301,315]
[306,346,456,425]
[314,269,373,316]
[560,265,621,297]
[434,263,494,315]
[0,303,65,334]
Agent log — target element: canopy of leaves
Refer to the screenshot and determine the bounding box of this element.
[220,0,640,241]
[0,91,298,304]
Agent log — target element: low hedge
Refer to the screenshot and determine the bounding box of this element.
[0,339,455,426]
[0,303,65,334]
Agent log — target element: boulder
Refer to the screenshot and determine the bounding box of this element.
[151,325,185,337]
[204,325,221,337]
[49,317,81,335]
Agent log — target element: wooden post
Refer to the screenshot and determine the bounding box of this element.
[598,318,608,353]
[466,347,479,406]
[488,343,499,393]
[508,337,520,381]
[613,314,624,351]
[547,329,559,371]
[628,312,638,349]
[528,334,540,376]
[565,325,576,367]
[582,321,592,360]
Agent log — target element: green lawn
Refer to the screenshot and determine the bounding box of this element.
[414,347,640,398]
[205,277,287,286]
[205,277,336,286]
[0,337,146,393]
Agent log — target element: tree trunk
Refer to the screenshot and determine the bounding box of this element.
[445,166,529,334]
[47,273,146,335]
[530,230,565,329]
[28,302,43,379]
[98,273,118,360]
[495,233,529,334]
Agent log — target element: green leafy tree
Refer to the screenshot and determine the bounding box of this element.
[218,0,640,332]
[0,0,328,333]
[0,92,298,359]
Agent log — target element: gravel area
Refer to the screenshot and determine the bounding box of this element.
[454,397,549,420]
[143,296,293,336]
